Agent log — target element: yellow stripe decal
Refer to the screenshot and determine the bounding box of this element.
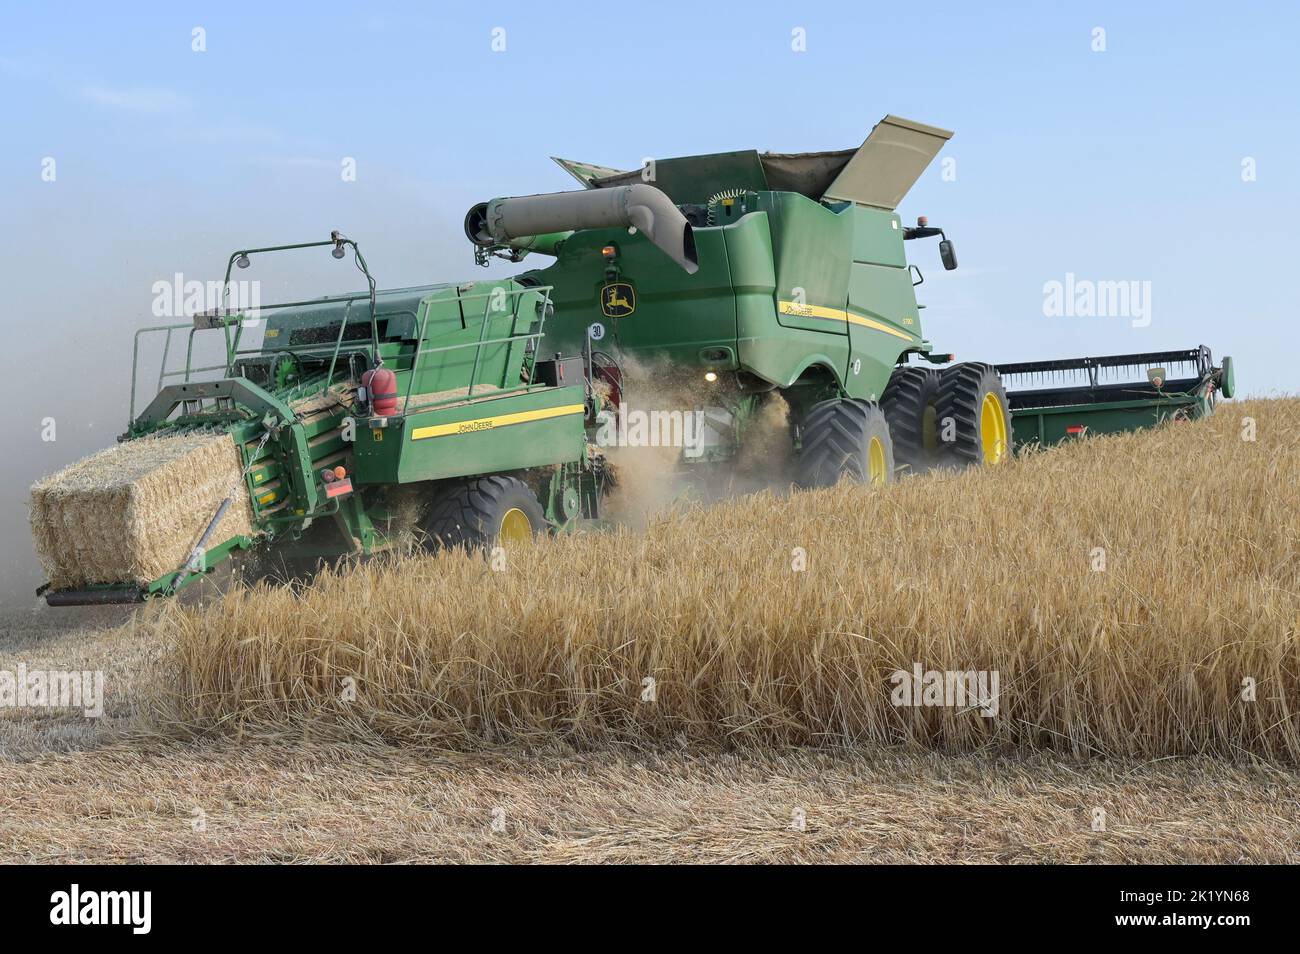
[410,403,586,441]
[776,300,847,321]
[777,300,915,342]
[846,313,917,341]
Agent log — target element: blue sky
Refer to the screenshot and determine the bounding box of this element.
[0,0,1296,599]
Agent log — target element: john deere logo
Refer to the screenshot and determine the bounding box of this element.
[601,282,635,318]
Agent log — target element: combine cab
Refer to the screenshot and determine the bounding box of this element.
[35,117,1236,605]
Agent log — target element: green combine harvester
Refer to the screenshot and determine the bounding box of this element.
[39,115,1235,606]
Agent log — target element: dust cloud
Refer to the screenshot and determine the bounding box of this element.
[599,358,794,526]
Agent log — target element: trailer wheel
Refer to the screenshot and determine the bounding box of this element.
[881,366,943,474]
[796,399,895,488]
[935,363,1011,467]
[424,476,547,549]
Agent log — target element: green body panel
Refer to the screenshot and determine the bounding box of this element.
[766,192,852,337]
[851,205,907,267]
[764,194,857,356]
[353,385,587,484]
[848,263,921,401]
[530,227,739,366]
[527,189,922,404]
[396,284,543,402]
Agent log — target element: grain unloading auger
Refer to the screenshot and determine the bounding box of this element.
[35,116,1235,606]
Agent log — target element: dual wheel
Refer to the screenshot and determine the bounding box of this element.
[796,362,1011,488]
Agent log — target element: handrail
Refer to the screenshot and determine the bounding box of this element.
[131,321,195,424]
[321,299,354,398]
[403,301,430,416]
[156,328,173,394]
[400,285,551,416]
[129,282,555,428]
[466,289,498,399]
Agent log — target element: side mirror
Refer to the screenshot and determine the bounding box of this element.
[939,239,957,271]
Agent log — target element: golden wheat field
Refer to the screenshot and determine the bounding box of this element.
[4,397,1299,863]
[136,397,1300,761]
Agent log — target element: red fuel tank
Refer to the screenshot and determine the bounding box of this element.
[362,367,398,417]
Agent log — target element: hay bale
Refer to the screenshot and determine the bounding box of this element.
[30,432,255,589]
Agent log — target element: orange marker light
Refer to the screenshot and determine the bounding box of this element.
[334,466,347,479]
[601,245,617,258]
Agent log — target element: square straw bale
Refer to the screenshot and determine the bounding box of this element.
[30,431,255,589]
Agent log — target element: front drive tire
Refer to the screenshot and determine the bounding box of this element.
[934,363,1012,468]
[795,399,895,488]
[423,475,547,549]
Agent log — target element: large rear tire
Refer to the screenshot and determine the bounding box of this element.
[795,398,895,488]
[934,363,1012,468]
[424,476,547,549]
[881,366,943,475]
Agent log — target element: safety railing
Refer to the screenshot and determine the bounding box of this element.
[399,285,555,417]
[129,321,226,425]
[128,292,384,425]
[128,282,555,427]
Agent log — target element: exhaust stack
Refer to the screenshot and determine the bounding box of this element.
[466,184,698,274]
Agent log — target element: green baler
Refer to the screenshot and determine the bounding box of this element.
[43,234,600,605]
[38,117,1234,605]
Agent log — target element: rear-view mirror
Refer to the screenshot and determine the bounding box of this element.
[939,239,957,271]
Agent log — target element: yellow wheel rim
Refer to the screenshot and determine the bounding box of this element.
[980,393,1009,464]
[867,436,888,485]
[499,508,532,544]
[921,405,938,452]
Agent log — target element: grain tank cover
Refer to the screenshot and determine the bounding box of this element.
[551,157,632,188]
[821,115,953,210]
[554,115,952,210]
